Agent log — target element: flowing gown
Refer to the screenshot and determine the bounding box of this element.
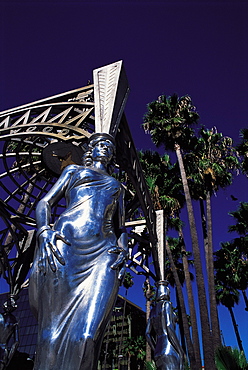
[29,165,124,370]
[146,300,184,370]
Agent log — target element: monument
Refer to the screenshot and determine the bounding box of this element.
[0,61,184,369]
[29,132,128,369]
[146,210,185,369]
[146,281,185,370]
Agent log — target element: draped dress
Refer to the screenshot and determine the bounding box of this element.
[146,300,184,370]
[29,165,125,370]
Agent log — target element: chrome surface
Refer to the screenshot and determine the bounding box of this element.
[146,281,185,370]
[29,134,128,370]
[0,61,161,367]
[0,62,158,294]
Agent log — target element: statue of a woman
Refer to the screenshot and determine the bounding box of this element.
[29,133,128,370]
[146,281,184,370]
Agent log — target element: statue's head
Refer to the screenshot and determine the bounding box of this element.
[155,280,170,302]
[83,133,116,174]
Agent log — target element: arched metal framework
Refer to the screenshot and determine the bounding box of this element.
[0,64,161,300]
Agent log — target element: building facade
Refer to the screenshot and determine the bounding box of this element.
[0,289,146,369]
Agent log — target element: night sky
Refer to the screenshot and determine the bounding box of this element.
[1,0,248,358]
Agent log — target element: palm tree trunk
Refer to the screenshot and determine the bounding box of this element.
[199,199,208,271]
[128,353,131,370]
[175,144,215,369]
[179,228,202,369]
[175,288,186,354]
[242,290,248,311]
[206,191,221,350]
[165,239,197,370]
[145,276,152,363]
[228,306,244,352]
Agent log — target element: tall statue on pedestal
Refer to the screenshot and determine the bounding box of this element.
[146,210,185,369]
[146,281,185,370]
[29,132,128,370]
[29,61,130,370]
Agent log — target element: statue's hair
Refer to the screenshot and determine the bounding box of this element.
[83,135,116,174]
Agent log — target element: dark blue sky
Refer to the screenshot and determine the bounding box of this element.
[1,0,248,357]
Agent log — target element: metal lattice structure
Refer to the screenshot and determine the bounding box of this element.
[0,62,160,301]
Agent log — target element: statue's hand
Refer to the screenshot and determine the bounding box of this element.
[108,232,128,282]
[37,228,70,273]
[108,246,128,282]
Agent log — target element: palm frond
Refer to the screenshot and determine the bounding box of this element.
[215,346,248,370]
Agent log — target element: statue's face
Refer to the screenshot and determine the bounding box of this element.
[91,139,114,163]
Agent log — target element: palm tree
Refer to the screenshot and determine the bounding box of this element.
[215,346,248,370]
[167,211,202,368]
[123,336,146,370]
[229,238,248,310]
[138,150,184,213]
[236,128,248,176]
[214,241,248,352]
[143,94,215,369]
[123,271,134,291]
[167,233,202,369]
[165,237,199,369]
[184,127,239,351]
[228,202,248,236]
[227,202,248,310]
[215,280,244,352]
[214,242,245,289]
[145,360,157,370]
[143,276,155,363]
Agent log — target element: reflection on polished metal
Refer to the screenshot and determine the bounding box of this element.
[0,61,160,368]
[0,61,158,293]
[0,297,19,370]
[29,133,128,370]
[147,211,185,369]
[146,281,185,370]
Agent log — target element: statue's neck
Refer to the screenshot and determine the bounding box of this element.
[91,160,108,174]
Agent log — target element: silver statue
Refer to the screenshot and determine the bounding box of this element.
[0,297,19,370]
[29,133,128,370]
[146,281,184,370]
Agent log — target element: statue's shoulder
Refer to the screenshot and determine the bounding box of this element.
[108,174,122,187]
[62,164,82,175]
